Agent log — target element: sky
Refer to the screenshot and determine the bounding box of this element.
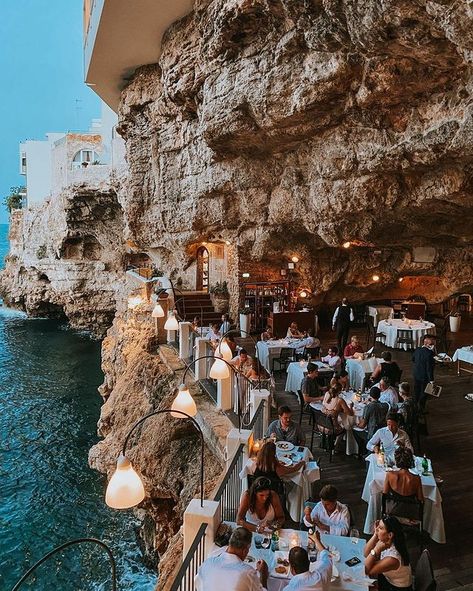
[0,0,100,224]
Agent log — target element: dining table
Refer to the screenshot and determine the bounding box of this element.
[345,357,382,391]
[367,305,394,328]
[452,346,473,376]
[376,319,436,350]
[361,453,446,544]
[239,443,320,521]
[284,360,334,393]
[211,528,370,591]
[256,338,306,373]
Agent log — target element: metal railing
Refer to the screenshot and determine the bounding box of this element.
[170,523,207,591]
[214,443,245,522]
[248,398,266,441]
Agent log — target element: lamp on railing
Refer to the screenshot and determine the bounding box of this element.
[11,538,117,591]
[217,328,263,389]
[164,310,179,331]
[152,302,165,318]
[106,407,204,509]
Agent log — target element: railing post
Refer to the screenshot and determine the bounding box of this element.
[183,499,220,559]
[226,428,252,468]
[179,322,192,359]
[250,389,270,434]
[217,372,232,411]
[194,338,208,380]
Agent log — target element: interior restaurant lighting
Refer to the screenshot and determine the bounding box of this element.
[209,356,230,379]
[225,240,231,245]
[242,272,250,278]
[287,262,295,270]
[164,310,179,331]
[171,384,197,417]
[299,289,309,298]
[342,241,351,249]
[399,277,404,283]
[151,302,165,318]
[217,339,233,362]
[372,274,380,282]
[291,256,299,263]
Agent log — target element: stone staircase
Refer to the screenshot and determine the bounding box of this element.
[177,291,222,326]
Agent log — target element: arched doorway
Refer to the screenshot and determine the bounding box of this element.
[196,247,209,292]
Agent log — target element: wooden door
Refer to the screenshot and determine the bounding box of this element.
[196,247,209,292]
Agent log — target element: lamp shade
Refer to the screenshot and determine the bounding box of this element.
[164,312,179,331]
[209,357,230,379]
[172,384,197,417]
[217,340,233,362]
[151,303,165,318]
[105,454,145,509]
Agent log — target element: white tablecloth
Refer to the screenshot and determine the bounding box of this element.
[220,530,368,591]
[257,339,304,373]
[377,319,436,350]
[239,447,319,521]
[453,347,473,364]
[361,454,445,544]
[367,306,394,328]
[345,358,382,391]
[284,361,334,393]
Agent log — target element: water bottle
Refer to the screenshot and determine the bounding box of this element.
[422,454,429,475]
[271,530,279,552]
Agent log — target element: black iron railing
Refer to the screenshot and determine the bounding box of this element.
[248,398,266,441]
[170,523,207,591]
[213,443,245,522]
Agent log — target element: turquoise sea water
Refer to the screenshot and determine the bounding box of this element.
[0,224,157,590]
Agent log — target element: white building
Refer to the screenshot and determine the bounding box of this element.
[19,102,125,207]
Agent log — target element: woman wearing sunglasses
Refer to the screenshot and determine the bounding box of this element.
[237,477,285,533]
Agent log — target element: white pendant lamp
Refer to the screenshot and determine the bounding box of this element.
[171,384,197,417]
[151,303,165,318]
[209,357,230,379]
[217,340,233,362]
[164,311,179,331]
[105,454,145,509]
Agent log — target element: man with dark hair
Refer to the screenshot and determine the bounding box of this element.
[371,351,401,385]
[353,386,389,456]
[321,346,341,371]
[367,412,413,455]
[332,297,354,354]
[285,532,332,590]
[265,405,305,445]
[412,334,436,409]
[195,527,268,590]
[301,363,323,404]
[303,484,350,536]
[230,348,253,373]
[378,376,399,407]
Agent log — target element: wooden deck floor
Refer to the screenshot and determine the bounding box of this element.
[239,316,473,590]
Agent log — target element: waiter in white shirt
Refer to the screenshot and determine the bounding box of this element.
[285,532,332,591]
[332,298,354,354]
[366,412,413,455]
[195,527,268,591]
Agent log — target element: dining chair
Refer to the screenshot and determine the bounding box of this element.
[297,389,314,426]
[381,491,425,548]
[310,409,336,462]
[272,347,295,374]
[396,329,415,349]
[414,549,437,591]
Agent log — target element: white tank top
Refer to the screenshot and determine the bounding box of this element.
[245,504,275,526]
[381,546,412,587]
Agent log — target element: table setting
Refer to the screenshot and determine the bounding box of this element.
[239,441,320,521]
[361,453,445,544]
[376,318,436,350]
[285,360,334,393]
[345,358,382,391]
[256,338,306,372]
[453,346,473,375]
[215,528,370,591]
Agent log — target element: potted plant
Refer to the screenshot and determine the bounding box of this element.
[449,311,461,333]
[209,281,230,313]
[239,307,252,337]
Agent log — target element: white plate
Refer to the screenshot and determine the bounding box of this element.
[272,551,290,578]
[276,441,295,452]
[279,456,293,467]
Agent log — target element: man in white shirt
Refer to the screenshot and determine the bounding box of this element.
[195,527,268,591]
[321,346,342,371]
[366,412,413,455]
[332,298,354,353]
[285,532,332,591]
[378,377,399,408]
[303,485,350,536]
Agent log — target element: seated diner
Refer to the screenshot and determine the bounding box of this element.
[303,484,350,536]
[253,440,305,480]
[265,405,305,446]
[383,446,424,503]
[237,476,285,533]
[301,363,323,404]
[343,335,364,359]
[287,321,305,338]
[367,412,413,456]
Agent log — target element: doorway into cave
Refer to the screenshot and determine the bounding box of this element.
[196,246,209,292]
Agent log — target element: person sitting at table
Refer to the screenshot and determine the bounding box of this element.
[260,325,273,341]
[303,484,350,535]
[245,358,270,384]
[298,328,321,354]
[285,534,332,591]
[321,346,342,371]
[287,322,304,338]
[343,335,364,359]
[195,526,269,591]
[367,412,413,456]
[371,352,402,386]
[354,387,389,445]
[265,405,306,446]
[219,313,231,336]
[230,348,253,373]
[379,377,399,408]
[364,516,413,591]
[383,447,424,503]
[301,363,323,404]
[237,476,285,533]
[254,440,305,479]
[397,382,417,439]
[207,322,221,342]
[322,383,354,425]
[191,316,201,332]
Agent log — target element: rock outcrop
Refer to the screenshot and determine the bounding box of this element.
[0,182,124,337]
[116,0,473,310]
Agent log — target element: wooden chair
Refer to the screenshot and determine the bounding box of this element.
[395,329,415,349]
[272,347,295,374]
[303,346,320,360]
[382,491,424,548]
[415,549,437,591]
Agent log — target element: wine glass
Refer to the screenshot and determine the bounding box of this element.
[350,528,360,543]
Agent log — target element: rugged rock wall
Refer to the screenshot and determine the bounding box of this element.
[0,182,124,337]
[88,307,230,589]
[117,0,473,310]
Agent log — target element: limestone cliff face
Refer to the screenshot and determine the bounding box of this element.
[0,182,124,337]
[116,0,473,308]
[88,308,229,589]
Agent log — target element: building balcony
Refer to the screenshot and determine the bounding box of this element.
[83,0,193,111]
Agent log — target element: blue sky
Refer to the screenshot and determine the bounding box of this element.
[0,1,100,224]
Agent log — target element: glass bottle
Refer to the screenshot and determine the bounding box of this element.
[422,454,429,474]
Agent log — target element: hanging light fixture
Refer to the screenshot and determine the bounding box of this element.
[164,311,179,331]
[342,241,351,249]
[291,256,299,263]
[299,290,308,299]
[171,384,197,417]
[209,357,230,379]
[151,303,165,318]
[105,454,145,509]
[217,339,233,362]
[398,277,404,283]
[372,274,380,282]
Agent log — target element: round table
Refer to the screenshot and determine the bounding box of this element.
[377,319,436,350]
